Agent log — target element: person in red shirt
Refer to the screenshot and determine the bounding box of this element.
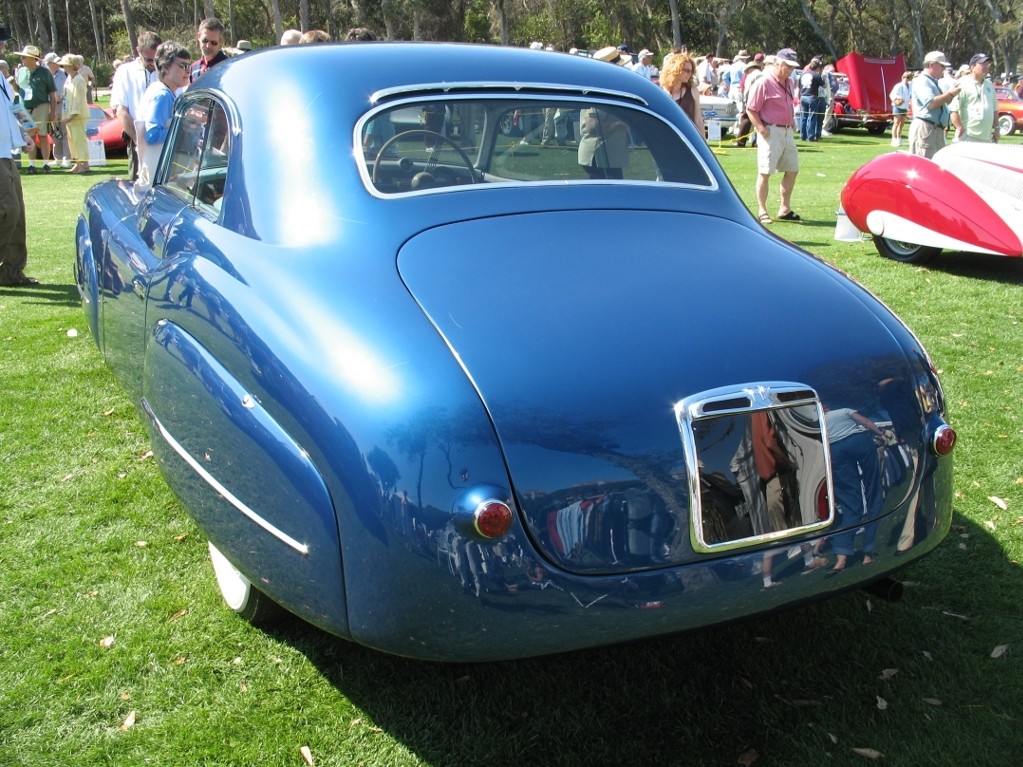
[744,48,802,224]
[190,17,228,83]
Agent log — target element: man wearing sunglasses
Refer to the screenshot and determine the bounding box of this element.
[109,30,162,181]
[191,18,229,82]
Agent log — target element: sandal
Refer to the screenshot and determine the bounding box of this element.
[758,213,773,224]
[777,210,802,221]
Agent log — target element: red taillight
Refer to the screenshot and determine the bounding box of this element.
[474,500,513,539]
[932,424,957,456]
[815,480,830,521]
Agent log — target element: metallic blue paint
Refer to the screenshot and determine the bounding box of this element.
[75,42,953,661]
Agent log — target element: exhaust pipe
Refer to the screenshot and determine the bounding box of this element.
[862,577,904,602]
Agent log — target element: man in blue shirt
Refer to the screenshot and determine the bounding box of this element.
[909,50,961,158]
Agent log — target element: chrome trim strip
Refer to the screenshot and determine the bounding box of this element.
[675,382,835,554]
[141,398,310,555]
[370,82,649,106]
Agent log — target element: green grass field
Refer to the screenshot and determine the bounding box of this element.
[1,132,1021,766]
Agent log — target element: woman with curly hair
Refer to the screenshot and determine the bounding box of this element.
[660,51,705,137]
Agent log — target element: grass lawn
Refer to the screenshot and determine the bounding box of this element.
[1,131,1021,767]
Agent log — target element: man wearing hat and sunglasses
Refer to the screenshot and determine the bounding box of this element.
[14,43,58,173]
[0,22,39,286]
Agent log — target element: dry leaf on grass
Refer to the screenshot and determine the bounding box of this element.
[942,611,970,621]
[169,608,187,621]
[137,450,154,461]
[988,496,1008,510]
[991,644,1009,658]
[878,668,898,680]
[300,745,314,766]
[119,710,136,731]
[923,698,943,706]
[876,696,888,711]
[852,747,884,759]
[99,635,116,649]
[736,747,758,765]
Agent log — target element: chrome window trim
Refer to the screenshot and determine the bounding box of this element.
[355,93,718,199]
[141,398,310,556]
[370,82,650,106]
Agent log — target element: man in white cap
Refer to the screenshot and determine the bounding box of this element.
[14,44,58,173]
[951,53,998,143]
[631,49,657,80]
[909,51,961,158]
[0,22,38,286]
[744,48,802,224]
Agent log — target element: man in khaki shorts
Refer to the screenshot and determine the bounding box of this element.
[744,48,802,224]
[14,45,58,173]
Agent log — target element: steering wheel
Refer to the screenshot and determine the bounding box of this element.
[372,129,478,191]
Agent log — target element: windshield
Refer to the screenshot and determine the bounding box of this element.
[358,97,714,196]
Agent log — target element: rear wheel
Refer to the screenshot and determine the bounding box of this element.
[998,113,1015,137]
[872,236,941,264]
[866,123,887,135]
[208,542,287,626]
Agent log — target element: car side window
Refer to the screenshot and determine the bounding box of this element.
[161,98,231,219]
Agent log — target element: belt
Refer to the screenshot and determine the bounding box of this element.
[915,116,946,128]
[765,123,793,128]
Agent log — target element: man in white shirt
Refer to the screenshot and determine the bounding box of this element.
[0,22,38,287]
[631,49,657,80]
[109,30,162,181]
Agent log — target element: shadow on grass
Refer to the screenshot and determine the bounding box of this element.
[921,251,1023,285]
[2,281,81,307]
[267,512,1021,765]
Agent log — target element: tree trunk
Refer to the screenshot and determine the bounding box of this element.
[382,0,395,39]
[669,0,680,50]
[204,0,215,20]
[88,0,102,62]
[300,0,308,31]
[47,0,57,49]
[270,0,282,43]
[119,0,137,52]
[798,0,839,61]
[495,0,508,45]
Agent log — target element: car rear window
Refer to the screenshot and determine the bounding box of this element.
[358,97,714,196]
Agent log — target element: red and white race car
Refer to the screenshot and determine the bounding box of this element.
[841,143,1023,263]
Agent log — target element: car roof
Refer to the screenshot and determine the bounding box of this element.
[197,42,676,122]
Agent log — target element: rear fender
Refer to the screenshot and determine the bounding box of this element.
[842,152,1023,256]
[142,320,349,637]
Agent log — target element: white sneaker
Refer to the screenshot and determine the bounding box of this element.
[821,130,832,137]
[60,160,71,168]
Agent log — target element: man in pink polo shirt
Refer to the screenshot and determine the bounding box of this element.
[744,48,801,224]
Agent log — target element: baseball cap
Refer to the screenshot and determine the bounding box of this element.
[969,53,991,66]
[923,50,950,66]
[775,48,800,67]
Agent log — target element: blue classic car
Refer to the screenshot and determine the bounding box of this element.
[75,43,955,661]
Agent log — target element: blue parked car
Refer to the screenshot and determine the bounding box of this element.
[74,42,955,661]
